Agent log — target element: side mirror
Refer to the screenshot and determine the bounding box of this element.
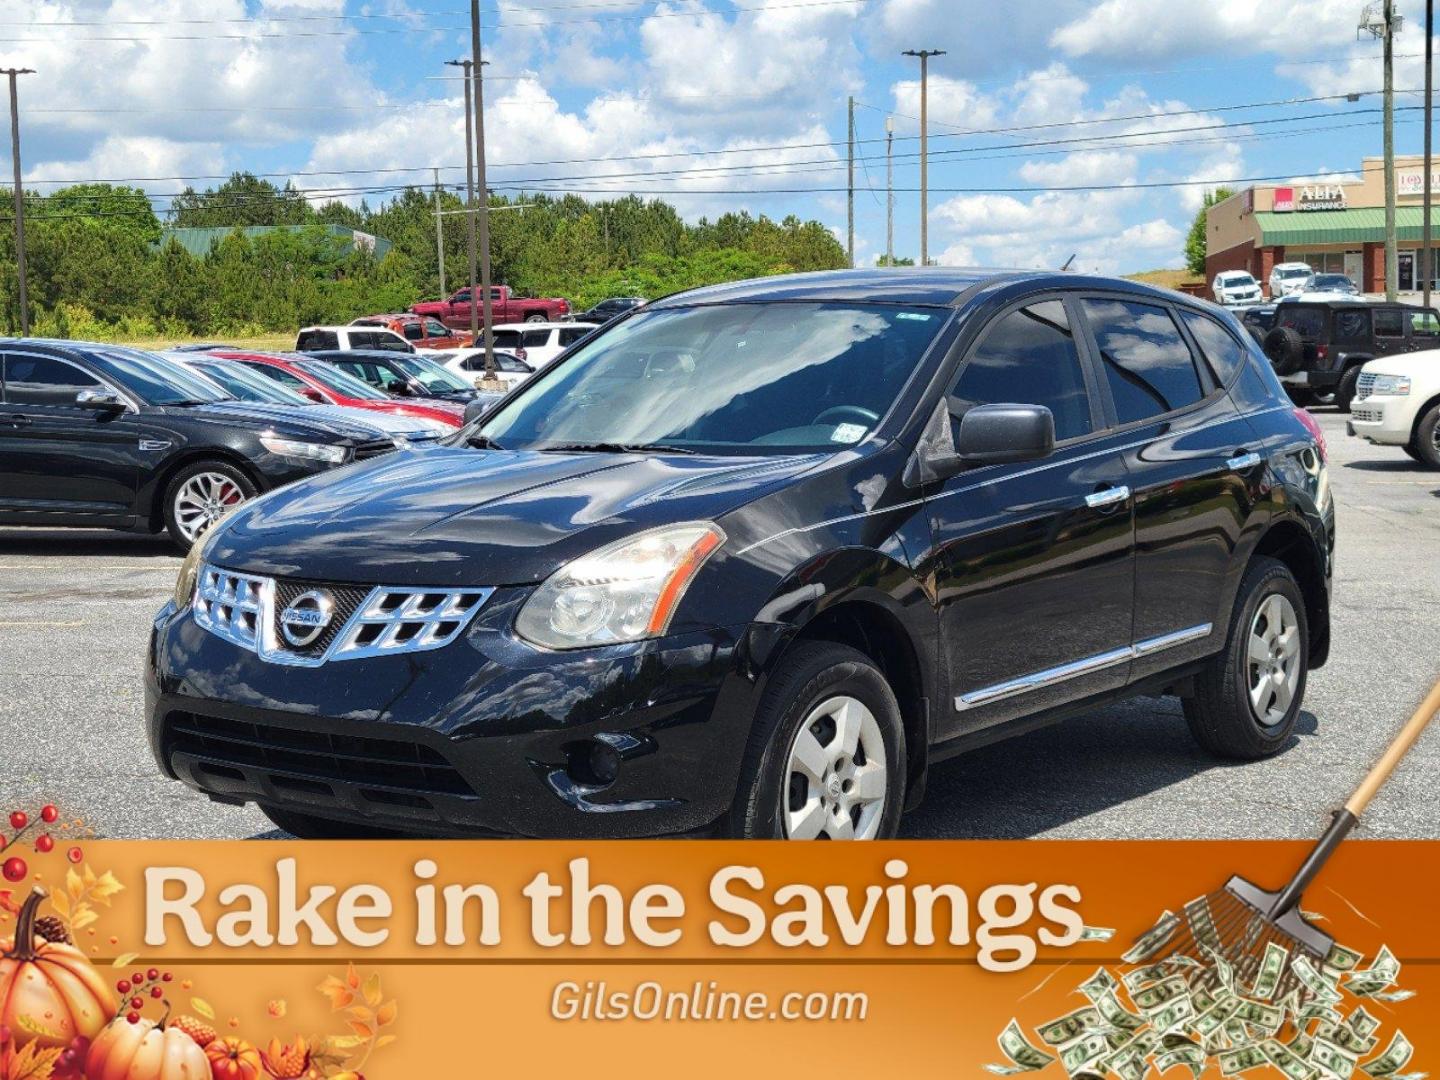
[463,397,495,425]
[956,403,1055,465]
[303,388,325,403]
[75,388,124,412]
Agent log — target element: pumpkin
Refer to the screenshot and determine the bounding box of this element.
[86,1013,210,1080]
[0,888,115,1050]
[206,1036,264,1080]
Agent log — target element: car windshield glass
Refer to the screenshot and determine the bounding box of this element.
[1219,274,1254,286]
[294,359,392,400]
[192,361,310,404]
[479,302,946,454]
[388,354,473,393]
[1279,268,1312,279]
[1312,275,1352,289]
[88,348,231,405]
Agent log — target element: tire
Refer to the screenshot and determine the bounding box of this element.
[1262,326,1305,375]
[1183,556,1309,760]
[1332,365,1363,413]
[162,460,257,552]
[1403,442,1423,462]
[728,641,906,840]
[524,312,547,323]
[1285,388,1316,407]
[1413,402,1440,468]
[260,804,412,839]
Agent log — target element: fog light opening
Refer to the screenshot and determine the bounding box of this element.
[566,739,622,789]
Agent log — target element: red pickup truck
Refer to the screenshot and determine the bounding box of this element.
[411,285,570,329]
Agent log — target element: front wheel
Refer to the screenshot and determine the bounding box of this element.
[163,460,256,551]
[1183,556,1308,760]
[1412,403,1440,468]
[728,642,905,839]
[1333,365,1363,412]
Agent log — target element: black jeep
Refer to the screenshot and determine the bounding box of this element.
[1262,298,1440,410]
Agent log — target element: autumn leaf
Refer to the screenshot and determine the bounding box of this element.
[111,952,138,968]
[90,871,124,905]
[317,976,354,1011]
[344,1006,373,1024]
[374,1034,397,1050]
[375,1001,397,1027]
[191,998,216,1020]
[15,1014,64,1041]
[346,1021,373,1041]
[4,1041,63,1080]
[361,972,382,1008]
[65,868,83,902]
[47,892,68,919]
[322,1035,366,1053]
[345,963,360,990]
[82,864,97,890]
[70,907,98,932]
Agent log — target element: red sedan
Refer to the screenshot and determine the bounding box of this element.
[213,351,465,427]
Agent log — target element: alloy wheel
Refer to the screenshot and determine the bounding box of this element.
[1246,593,1301,726]
[173,471,246,544]
[782,695,887,840]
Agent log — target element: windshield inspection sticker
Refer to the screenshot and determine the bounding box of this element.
[831,423,867,443]
[895,312,933,321]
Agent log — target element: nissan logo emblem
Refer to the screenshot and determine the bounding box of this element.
[279,589,335,649]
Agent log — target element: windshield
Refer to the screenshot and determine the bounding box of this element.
[1312,275,1353,289]
[294,359,393,400]
[89,348,232,406]
[479,302,946,454]
[1278,267,1313,279]
[1218,274,1255,286]
[388,354,474,393]
[192,361,310,404]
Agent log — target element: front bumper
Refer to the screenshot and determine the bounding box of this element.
[1347,395,1413,445]
[146,593,757,837]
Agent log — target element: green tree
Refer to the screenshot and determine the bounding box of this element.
[1185,187,1234,276]
[171,172,314,227]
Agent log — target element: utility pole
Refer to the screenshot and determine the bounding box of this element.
[471,0,498,383]
[846,95,855,269]
[433,167,446,297]
[1425,0,1434,310]
[3,68,34,337]
[903,49,945,266]
[444,58,479,346]
[1362,3,1400,298]
[885,115,895,266]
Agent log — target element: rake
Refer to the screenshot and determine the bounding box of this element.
[1129,677,1440,1004]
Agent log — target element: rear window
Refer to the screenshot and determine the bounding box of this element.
[1275,307,1325,337]
[1081,298,1206,424]
[1374,310,1404,337]
[296,330,339,351]
[491,330,524,350]
[1411,309,1440,336]
[1333,309,1370,339]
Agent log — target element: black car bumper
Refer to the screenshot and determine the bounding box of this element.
[146,595,757,837]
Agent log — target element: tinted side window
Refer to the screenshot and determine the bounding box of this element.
[245,364,308,390]
[1276,307,1324,336]
[1082,298,1205,424]
[492,331,523,350]
[559,328,590,346]
[1179,311,1247,386]
[1334,309,1370,339]
[401,323,423,341]
[522,329,551,348]
[951,301,1092,442]
[1411,309,1440,336]
[1374,309,1404,337]
[3,354,102,406]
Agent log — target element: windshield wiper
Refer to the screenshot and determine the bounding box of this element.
[467,432,506,450]
[540,441,697,455]
[162,398,221,407]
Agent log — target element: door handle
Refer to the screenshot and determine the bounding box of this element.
[1226,451,1262,470]
[1085,484,1130,509]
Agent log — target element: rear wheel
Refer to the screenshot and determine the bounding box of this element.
[1333,365,1364,412]
[163,460,256,551]
[524,312,547,323]
[1413,402,1440,468]
[1183,556,1308,760]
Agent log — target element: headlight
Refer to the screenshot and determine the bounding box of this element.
[173,539,207,608]
[1369,374,1411,396]
[259,435,349,465]
[515,523,725,650]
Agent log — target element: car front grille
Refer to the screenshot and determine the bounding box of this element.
[1352,402,1385,423]
[193,564,493,666]
[165,712,477,797]
[1356,372,1376,401]
[352,439,397,461]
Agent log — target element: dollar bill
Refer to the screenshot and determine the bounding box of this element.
[1150,995,1196,1034]
[1233,999,1284,1034]
[1251,941,1290,1001]
[1318,1021,1379,1058]
[1325,943,1365,973]
[1313,1037,1360,1080]
[1123,911,1180,965]
[989,1019,1057,1075]
[1132,975,1189,1014]
[1361,1032,1414,1078]
[1060,1033,1111,1076]
[1193,997,1242,1039]
[1288,1032,1315,1059]
[1037,1007,1104,1047]
[1349,1007,1382,1039]
[1079,925,1116,942]
[1219,1045,1269,1075]
[1203,944,1237,993]
[1124,963,1172,992]
[1095,990,1146,1033]
[1345,946,1400,996]
[1293,955,1345,1005]
[1365,989,1415,1004]
[1078,967,1119,1003]
[1156,1045,1206,1078]
[1263,1038,1320,1080]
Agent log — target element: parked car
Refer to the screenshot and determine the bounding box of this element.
[1261,299,1440,410]
[485,322,597,368]
[1302,273,1360,297]
[1211,271,1262,306]
[0,340,402,549]
[1347,350,1440,467]
[295,326,414,353]
[411,285,570,329]
[350,314,470,350]
[213,350,465,426]
[160,351,453,445]
[574,296,645,324]
[432,348,535,391]
[148,269,1332,840]
[305,349,483,406]
[1269,262,1315,298]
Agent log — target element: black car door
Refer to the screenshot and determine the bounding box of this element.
[1075,297,1267,685]
[1372,307,1407,358]
[928,296,1136,738]
[0,351,144,523]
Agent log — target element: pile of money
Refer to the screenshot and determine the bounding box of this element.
[986,908,1420,1080]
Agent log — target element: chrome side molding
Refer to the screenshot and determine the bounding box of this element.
[955,623,1213,711]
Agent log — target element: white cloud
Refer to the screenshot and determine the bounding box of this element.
[1018,151,1138,188]
[889,74,999,134]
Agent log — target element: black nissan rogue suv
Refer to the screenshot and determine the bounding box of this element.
[147,270,1335,840]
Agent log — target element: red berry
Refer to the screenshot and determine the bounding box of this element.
[8,811,26,831]
[161,972,173,982]
[150,986,163,999]
[35,834,54,853]
[126,1012,140,1025]
[116,980,131,994]
[1,856,26,882]
[40,805,58,824]
[147,968,159,981]
[130,996,143,1010]
[66,846,83,864]
[132,972,143,985]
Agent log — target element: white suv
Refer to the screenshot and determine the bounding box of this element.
[1212,271,1262,306]
[295,325,414,353]
[1269,262,1315,298]
[1347,349,1440,467]
[487,321,598,367]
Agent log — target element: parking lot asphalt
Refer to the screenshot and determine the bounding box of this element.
[2,407,1437,841]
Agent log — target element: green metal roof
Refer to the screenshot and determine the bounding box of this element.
[157,224,392,259]
[1256,206,1437,246]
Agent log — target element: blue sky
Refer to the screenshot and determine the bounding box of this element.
[3,0,1436,274]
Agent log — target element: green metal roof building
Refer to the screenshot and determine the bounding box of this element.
[158,224,392,260]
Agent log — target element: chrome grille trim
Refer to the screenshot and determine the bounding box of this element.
[1356,372,1376,401]
[191,564,493,666]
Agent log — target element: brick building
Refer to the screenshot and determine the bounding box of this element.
[1205,155,1440,295]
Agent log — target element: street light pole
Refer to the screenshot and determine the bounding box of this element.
[444,58,479,345]
[903,49,945,266]
[3,68,35,336]
[433,166,446,297]
[1384,0,1398,300]
[847,95,855,269]
[885,115,894,265]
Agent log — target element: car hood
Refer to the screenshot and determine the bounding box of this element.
[168,401,386,443]
[206,447,825,586]
[302,403,444,438]
[1362,350,1440,377]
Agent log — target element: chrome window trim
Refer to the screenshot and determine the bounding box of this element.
[954,622,1213,711]
[1,348,140,414]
